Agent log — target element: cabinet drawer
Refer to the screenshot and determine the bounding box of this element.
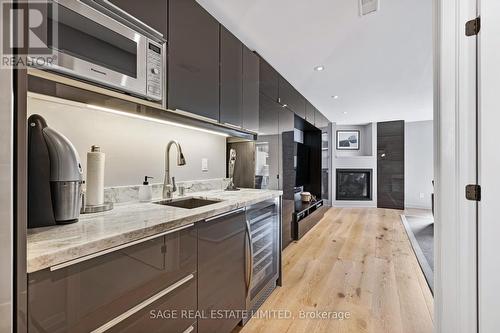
[106,275,197,333]
[28,226,197,333]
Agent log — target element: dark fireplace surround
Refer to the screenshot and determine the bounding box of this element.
[336,169,373,201]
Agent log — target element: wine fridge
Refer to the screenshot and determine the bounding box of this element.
[244,197,281,321]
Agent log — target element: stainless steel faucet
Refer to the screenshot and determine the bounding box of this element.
[163,140,186,199]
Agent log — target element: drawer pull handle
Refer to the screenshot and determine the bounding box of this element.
[91,274,195,333]
[205,208,245,222]
[50,223,195,271]
[182,325,195,333]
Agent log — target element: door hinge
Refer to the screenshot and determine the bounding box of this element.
[465,184,481,201]
[465,16,480,36]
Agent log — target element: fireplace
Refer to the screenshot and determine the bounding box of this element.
[336,169,373,201]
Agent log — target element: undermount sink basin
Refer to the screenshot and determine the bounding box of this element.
[153,197,222,209]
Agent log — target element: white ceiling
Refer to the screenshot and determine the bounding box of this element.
[196,0,433,125]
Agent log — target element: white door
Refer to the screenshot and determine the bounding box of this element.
[478,1,500,331]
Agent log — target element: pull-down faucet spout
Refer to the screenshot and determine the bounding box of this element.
[163,140,186,199]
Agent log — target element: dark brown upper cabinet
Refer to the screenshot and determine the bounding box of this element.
[108,0,168,37]
[220,26,243,127]
[279,77,306,119]
[315,109,329,129]
[259,59,279,102]
[242,46,260,133]
[168,0,220,121]
[305,101,316,124]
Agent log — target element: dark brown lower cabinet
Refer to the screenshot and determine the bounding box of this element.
[28,225,197,333]
[107,276,197,333]
[198,209,247,333]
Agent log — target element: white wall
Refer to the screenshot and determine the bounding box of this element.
[27,95,227,187]
[334,124,373,157]
[405,120,434,209]
[332,123,377,207]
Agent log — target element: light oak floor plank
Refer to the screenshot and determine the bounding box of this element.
[236,207,434,333]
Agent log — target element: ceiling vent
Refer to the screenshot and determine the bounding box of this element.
[359,0,379,16]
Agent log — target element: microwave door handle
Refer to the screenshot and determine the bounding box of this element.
[82,0,165,41]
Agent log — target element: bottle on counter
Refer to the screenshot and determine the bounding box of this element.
[139,176,154,202]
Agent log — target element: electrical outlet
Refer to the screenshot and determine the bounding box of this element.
[201,158,208,172]
[419,193,425,199]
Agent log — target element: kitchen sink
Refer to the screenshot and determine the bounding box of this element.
[153,197,222,209]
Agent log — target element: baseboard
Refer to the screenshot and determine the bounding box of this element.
[405,203,432,210]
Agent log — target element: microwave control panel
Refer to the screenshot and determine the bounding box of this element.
[146,41,163,101]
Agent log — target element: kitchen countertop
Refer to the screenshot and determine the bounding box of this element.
[27,188,282,273]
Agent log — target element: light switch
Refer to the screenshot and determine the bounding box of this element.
[202,158,208,172]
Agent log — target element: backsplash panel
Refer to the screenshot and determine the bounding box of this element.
[104,178,231,204]
[27,95,227,187]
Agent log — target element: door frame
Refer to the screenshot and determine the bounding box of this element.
[477,0,500,332]
[435,0,478,332]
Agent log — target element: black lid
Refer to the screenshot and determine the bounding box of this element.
[143,176,153,185]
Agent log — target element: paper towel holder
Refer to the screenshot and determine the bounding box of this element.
[81,145,114,214]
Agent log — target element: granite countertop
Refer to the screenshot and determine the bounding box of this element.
[27,189,282,273]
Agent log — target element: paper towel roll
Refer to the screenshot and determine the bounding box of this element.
[86,145,105,206]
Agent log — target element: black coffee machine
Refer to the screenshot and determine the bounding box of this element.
[28,114,83,228]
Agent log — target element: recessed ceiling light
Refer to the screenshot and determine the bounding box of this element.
[343,111,348,114]
[332,95,340,99]
[314,65,325,71]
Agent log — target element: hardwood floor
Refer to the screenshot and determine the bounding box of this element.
[238,207,434,333]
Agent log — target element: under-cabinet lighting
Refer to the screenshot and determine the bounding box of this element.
[86,104,229,137]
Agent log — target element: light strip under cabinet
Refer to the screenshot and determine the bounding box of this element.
[91,274,195,333]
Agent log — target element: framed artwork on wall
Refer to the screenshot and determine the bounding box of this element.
[336,130,360,150]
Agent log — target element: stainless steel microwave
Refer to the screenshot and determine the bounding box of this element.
[38,0,165,102]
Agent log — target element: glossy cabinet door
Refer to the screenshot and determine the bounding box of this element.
[108,0,168,36]
[28,226,197,333]
[305,101,316,124]
[315,110,329,129]
[198,210,247,333]
[259,59,279,102]
[256,93,280,191]
[279,77,305,119]
[220,26,243,127]
[279,108,296,249]
[377,120,405,209]
[168,0,220,121]
[242,46,260,133]
[106,276,197,333]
